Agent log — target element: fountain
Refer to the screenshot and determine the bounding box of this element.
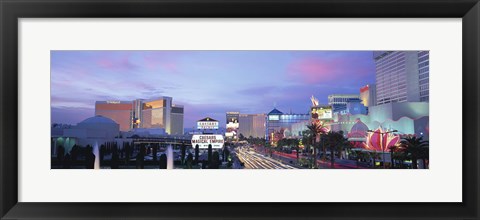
[93,142,100,169]
[166,144,174,169]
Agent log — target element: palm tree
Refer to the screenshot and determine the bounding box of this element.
[420,144,429,168]
[324,131,350,168]
[354,150,367,168]
[265,141,273,157]
[186,153,193,169]
[301,130,312,155]
[389,144,404,168]
[207,144,213,167]
[307,122,328,168]
[291,138,300,162]
[400,136,429,169]
[301,130,313,168]
[276,138,287,152]
[320,135,328,162]
[210,151,220,169]
[194,144,199,164]
[392,150,408,168]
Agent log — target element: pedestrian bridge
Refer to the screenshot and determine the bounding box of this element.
[131,137,192,146]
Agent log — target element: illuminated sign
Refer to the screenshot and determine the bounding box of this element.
[197,121,219,129]
[106,101,121,104]
[268,115,280,120]
[197,117,219,129]
[226,113,239,138]
[191,135,224,149]
[311,106,332,120]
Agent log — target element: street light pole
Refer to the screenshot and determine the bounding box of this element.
[382,140,386,169]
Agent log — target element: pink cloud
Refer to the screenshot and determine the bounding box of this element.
[143,54,180,74]
[97,54,137,72]
[287,56,374,84]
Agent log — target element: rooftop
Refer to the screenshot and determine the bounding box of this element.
[268,108,283,115]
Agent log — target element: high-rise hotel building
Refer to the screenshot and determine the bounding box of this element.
[95,101,133,131]
[170,104,185,135]
[373,51,429,105]
[418,51,429,102]
[95,96,184,135]
[238,113,266,139]
[138,98,172,130]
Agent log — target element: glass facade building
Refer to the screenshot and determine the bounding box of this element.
[141,98,171,130]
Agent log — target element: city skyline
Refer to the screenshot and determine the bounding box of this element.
[51,50,376,128]
[51,50,429,170]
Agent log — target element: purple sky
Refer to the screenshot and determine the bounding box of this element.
[51,51,376,128]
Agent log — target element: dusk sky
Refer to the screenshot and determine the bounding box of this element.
[51,51,376,128]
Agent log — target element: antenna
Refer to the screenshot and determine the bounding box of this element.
[273,102,277,108]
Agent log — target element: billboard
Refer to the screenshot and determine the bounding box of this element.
[191,135,225,149]
[226,112,239,128]
[311,106,333,120]
[226,112,239,138]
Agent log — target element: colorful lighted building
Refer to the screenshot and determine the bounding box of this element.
[265,108,310,143]
[331,102,429,141]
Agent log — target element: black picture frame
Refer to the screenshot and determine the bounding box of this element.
[1,0,479,219]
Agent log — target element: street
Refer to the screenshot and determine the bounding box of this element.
[236,147,297,169]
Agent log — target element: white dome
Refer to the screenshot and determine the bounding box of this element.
[79,115,118,125]
[75,115,120,139]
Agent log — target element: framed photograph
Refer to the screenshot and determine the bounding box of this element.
[1,0,479,219]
